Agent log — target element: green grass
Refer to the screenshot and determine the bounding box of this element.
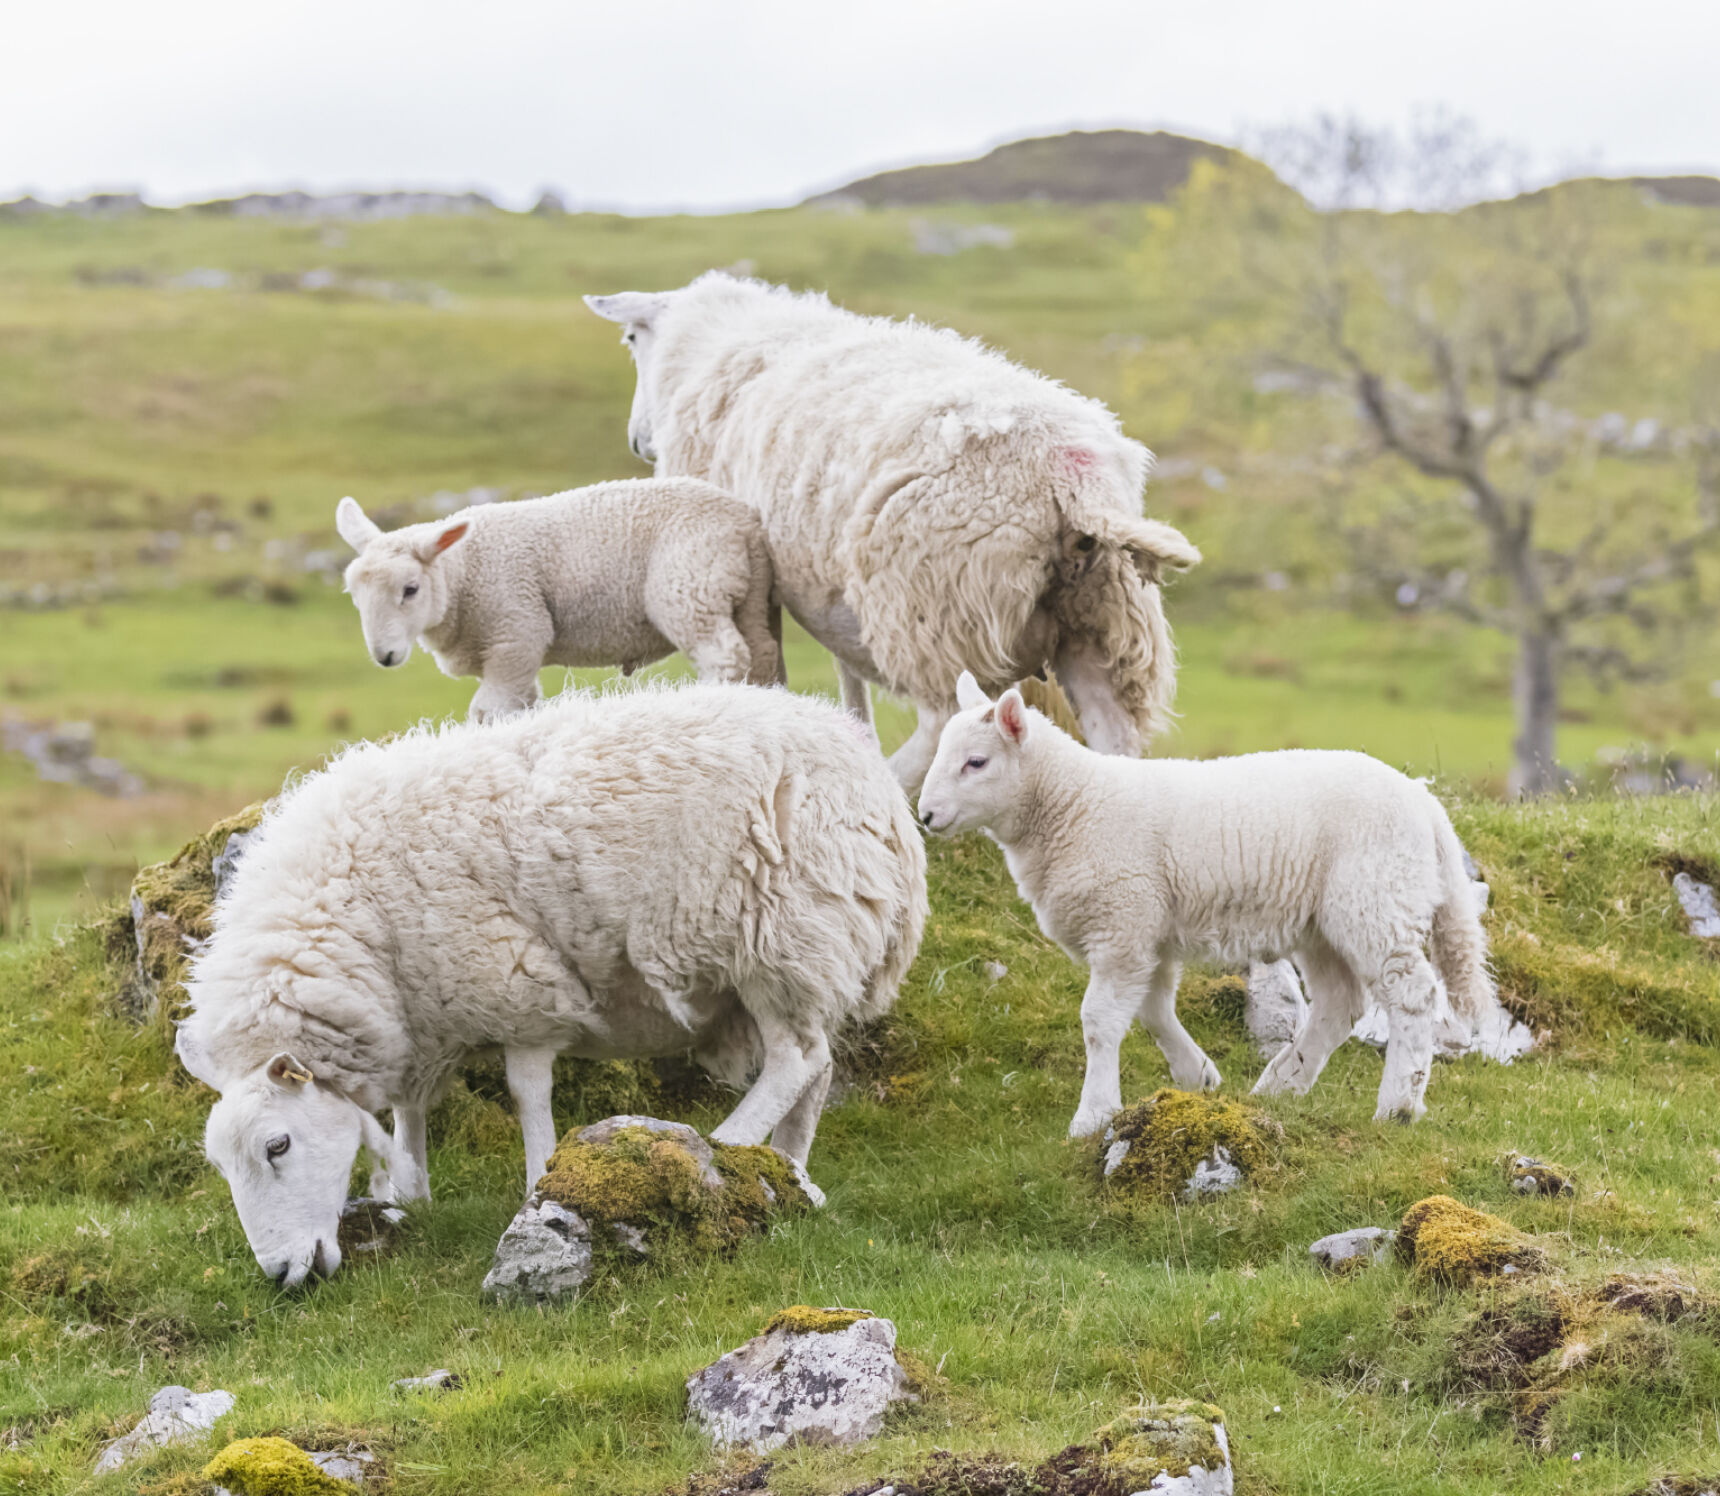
[4,799,1720,1493]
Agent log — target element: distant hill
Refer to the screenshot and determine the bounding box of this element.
[805,129,1244,208]
[1630,176,1720,208]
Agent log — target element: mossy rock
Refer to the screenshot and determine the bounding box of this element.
[762,1305,874,1336]
[1397,1195,1542,1283]
[1097,1088,1280,1200]
[201,1436,356,1495]
[120,802,266,1027]
[1096,1399,1230,1488]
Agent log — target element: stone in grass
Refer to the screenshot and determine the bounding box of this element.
[1507,1154,1576,1197]
[392,1368,462,1393]
[482,1115,820,1304]
[1396,1195,1542,1284]
[203,1435,371,1493]
[1245,960,1307,1050]
[1095,1399,1233,1495]
[686,1307,913,1452]
[93,1385,235,1473]
[1098,1089,1280,1203]
[1309,1226,1397,1272]
[1673,872,1720,940]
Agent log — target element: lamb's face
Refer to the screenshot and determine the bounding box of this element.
[203,1054,389,1288]
[343,546,442,668]
[918,673,1032,838]
[583,290,674,465]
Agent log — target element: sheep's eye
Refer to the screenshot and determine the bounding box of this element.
[402,583,419,600]
[625,330,637,344]
[265,1134,290,1162]
[964,755,989,772]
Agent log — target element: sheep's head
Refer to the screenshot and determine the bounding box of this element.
[336,497,466,669]
[918,672,1037,840]
[584,289,675,465]
[202,1053,398,1288]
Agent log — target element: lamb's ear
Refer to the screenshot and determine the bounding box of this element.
[955,670,990,712]
[335,496,383,554]
[1118,517,1202,584]
[174,1025,222,1090]
[413,522,468,564]
[583,291,671,328]
[996,688,1030,745]
[266,1052,315,1089]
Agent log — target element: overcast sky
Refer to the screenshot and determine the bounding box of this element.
[9,0,1719,210]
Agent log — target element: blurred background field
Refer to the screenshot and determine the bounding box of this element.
[4,150,1720,935]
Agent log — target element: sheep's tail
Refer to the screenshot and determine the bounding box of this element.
[1429,806,1494,1026]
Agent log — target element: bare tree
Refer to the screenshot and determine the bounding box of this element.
[1259,115,1720,795]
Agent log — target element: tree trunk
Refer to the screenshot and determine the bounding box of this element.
[1509,628,1560,797]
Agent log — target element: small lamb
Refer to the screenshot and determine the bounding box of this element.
[917,673,1496,1132]
[336,479,782,720]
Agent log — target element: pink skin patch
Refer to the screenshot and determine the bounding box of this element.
[1057,446,1096,475]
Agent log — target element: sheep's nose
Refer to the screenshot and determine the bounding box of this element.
[919,808,935,827]
[376,649,399,667]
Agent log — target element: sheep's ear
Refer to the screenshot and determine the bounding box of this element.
[266,1052,315,1089]
[1121,518,1202,584]
[174,1025,221,1089]
[955,670,990,712]
[996,688,1029,745]
[335,496,383,554]
[583,291,670,328]
[414,522,468,564]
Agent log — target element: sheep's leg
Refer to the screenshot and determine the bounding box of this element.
[1053,637,1141,757]
[393,1104,430,1202]
[886,704,951,795]
[709,1008,817,1147]
[686,619,753,684]
[1372,950,1439,1124]
[836,661,876,738]
[1253,947,1364,1098]
[469,649,546,724]
[767,601,788,686]
[1135,958,1220,1092]
[768,1040,833,1168]
[1070,966,1144,1137]
[504,1045,560,1194]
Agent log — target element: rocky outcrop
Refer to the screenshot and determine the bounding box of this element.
[1098,1090,1280,1203]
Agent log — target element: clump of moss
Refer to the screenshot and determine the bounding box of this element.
[762,1305,873,1336]
[534,1121,813,1262]
[1097,1088,1279,1200]
[1506,1153,1575,1197]
[1398,1195,1542,1283]
[1096,1400,1228,1487]
[1177,970,1249,1028]
[201,1437,354,1495]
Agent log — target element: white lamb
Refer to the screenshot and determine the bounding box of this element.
[174,683,926,1287]
[335,479,782,721]
[916,673,1496,1134]
[586,274,1199,790]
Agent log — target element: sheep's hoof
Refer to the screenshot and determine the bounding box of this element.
[1068,1108,1114,1139]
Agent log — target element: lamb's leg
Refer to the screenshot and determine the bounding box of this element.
[469,650,546,724]
[886,704,951,796]
[1135,959,1220,1092]
[768,1038,833,1168]
[390,1104,430,1202]
[1070,966,1145,1137]
[1253,947,1365,1098]
[1053,636,1141,757]
[504,1045,560,1194]
[1372,950,1439,1124]
[836,661,876,738]
[709,1008,816,1147]
[685,619,753,684]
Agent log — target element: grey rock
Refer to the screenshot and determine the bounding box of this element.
[1309,1227,1396,1270]
[1103,1138,1132,1177]
[93,1385,234,1473]
[686,1314,913,1452]
[1508,1155,1575,1196]
[611,1222,649,1256]
[1245,960,1307,1050]
[481,1198,592,1304]
[210,822,261,904]
[1674,873,1720,939]
[392,1369,462,1393]
[1184,1145,1241,1199]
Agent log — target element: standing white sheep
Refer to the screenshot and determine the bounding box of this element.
[336,479,782,721]
[585,273,1199,790]
[175,683,926,1287]
[916,673,1496,1133]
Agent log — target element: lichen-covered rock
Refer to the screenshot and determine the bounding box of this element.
[1310,1226,1396,1272]
[686,1310,912,1452]
[93,1385,235,1473]
[123,802,266,1025]
[1096,1399,1233,1494]
[1397,1195,1542,1283]
[1507,1155,1575,1197]
[203,1435,369,1493]
[1245,960,1306,1050]
[484,1115,819,1304]
[1098,1090,1280,1202]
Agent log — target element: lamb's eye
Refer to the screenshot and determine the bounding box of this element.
[964,755,989,772]
[625,330,637,344]
[265,1134,290,1162]
[402,583,419,600]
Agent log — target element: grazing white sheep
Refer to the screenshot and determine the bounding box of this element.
[585,274,1199,790]
[175,683,926,1287]
[335,480,782,721]
[917,673,1495,1134]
